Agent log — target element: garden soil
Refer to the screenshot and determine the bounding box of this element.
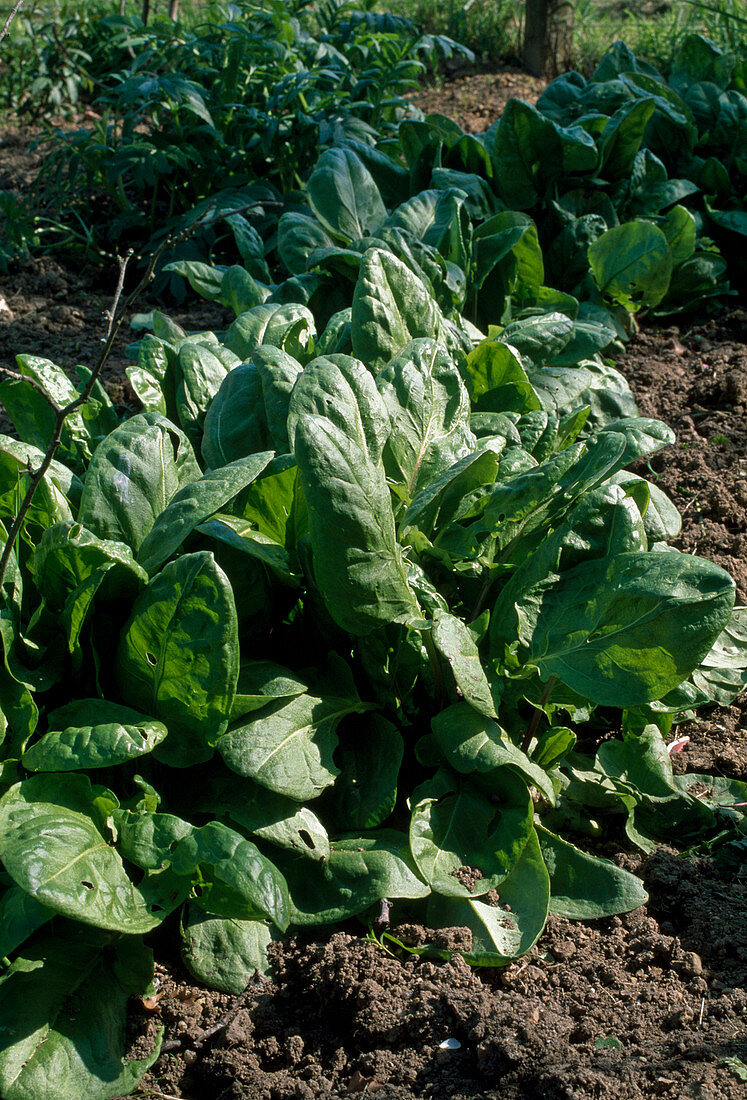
[0,72,745,1100]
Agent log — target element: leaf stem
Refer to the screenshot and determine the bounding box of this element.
[521,674,557,756]
[422,625,445,712]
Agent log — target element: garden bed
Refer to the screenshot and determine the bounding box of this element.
[0,64,745,1100]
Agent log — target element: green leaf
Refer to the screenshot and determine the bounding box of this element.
[277,212,334,275]
[22,700,167,772]
[225,303,315,362]
[377,338,474,495]
[351,248,446,375]
[410,768,533,897]
[589,222,673,310]
[536,823,648,918]
[430,703,556,803]
[465,341,541,415]
[137,451,274,574]
[425,827,549,964]
[661,205,697,265]
[230,659,307,720]
[0,885,54,959]
[78,413,201,553]
[0,927,161,1100]
[31,522,148,611]
[202,348,302,467]
[175,342,230,445]
[331,714,403,831]
[691,606,747,705]
[431,610,497,718]
[505,551,735,707]
[217,693,367,801]
[275,830,429,925]
[200,774,329,859]
[599,98,656,177]
[289,355,420,634]
[307,147,387,242]
[116,552,239,766]
[181,905,273,994]
[171,821,290,930]
[0,775,163,933]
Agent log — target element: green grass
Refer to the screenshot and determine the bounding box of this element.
[391,0,745,74]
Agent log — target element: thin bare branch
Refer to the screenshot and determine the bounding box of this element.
[0,0,26,47]
[0,243,163,590]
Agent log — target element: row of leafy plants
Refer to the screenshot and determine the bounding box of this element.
[0,18,746,1100]
[2,0,470,268]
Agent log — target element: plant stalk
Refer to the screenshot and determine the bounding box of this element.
[521,674,557,755]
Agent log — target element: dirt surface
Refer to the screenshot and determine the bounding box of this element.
[409,68,545,132]
[0,76,745,1100]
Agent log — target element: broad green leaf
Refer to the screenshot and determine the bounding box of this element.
[589,222,673,310]
[277,212,335,275]
[377,338,474,495]
[0,617,39,755]
[691,606,747,705]
[431,610,497,718]
[116,552,239,766]
[307,147,387,242]
[175,342,229,445]
[230,659,307,720]
[661,205,697,265]
[599,97,655,177]
[504,551,735,707]
[609,471,682,542]
[22,700,167,772]
[170,821,290,930]
[289,355,420,634]
[202,348,302,467]
[489,98,564,208]
[430,703,556,803]
[137,452,274,574]
[331,714,404,831]
[78,413,201,553]
[275,830,429,925]
[0,439,76,538]
[181,906,273,994]
[225,303,315,362]
[0,775,162,932]
[536,823,648,918]
[425,827,549,965]
[0,885,53,959]
[495,312,574,366]
[200,775,329,859]
[351,248,445,375]
[465,341,541,414]
[0,927,161,1100]
[217,693,368,801]
[162,260,224,300]
[403,445,505,538]
[410,769,533,897]
[31,522,148,611]
[459,432,628,560]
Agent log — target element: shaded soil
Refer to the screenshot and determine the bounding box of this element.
[0,74,745,1100]
[409,68,545,132]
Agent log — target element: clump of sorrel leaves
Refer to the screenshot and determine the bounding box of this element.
[165,33,745,321]
[1,225,747,1097]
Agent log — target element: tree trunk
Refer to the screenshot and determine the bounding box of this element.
[523,0,575,78]
[169,0,180,19]
[141,0,150,25]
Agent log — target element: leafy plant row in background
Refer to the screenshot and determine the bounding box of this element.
[1,225,747,1095]
[1,0,470,268]
[163,33,745,329]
